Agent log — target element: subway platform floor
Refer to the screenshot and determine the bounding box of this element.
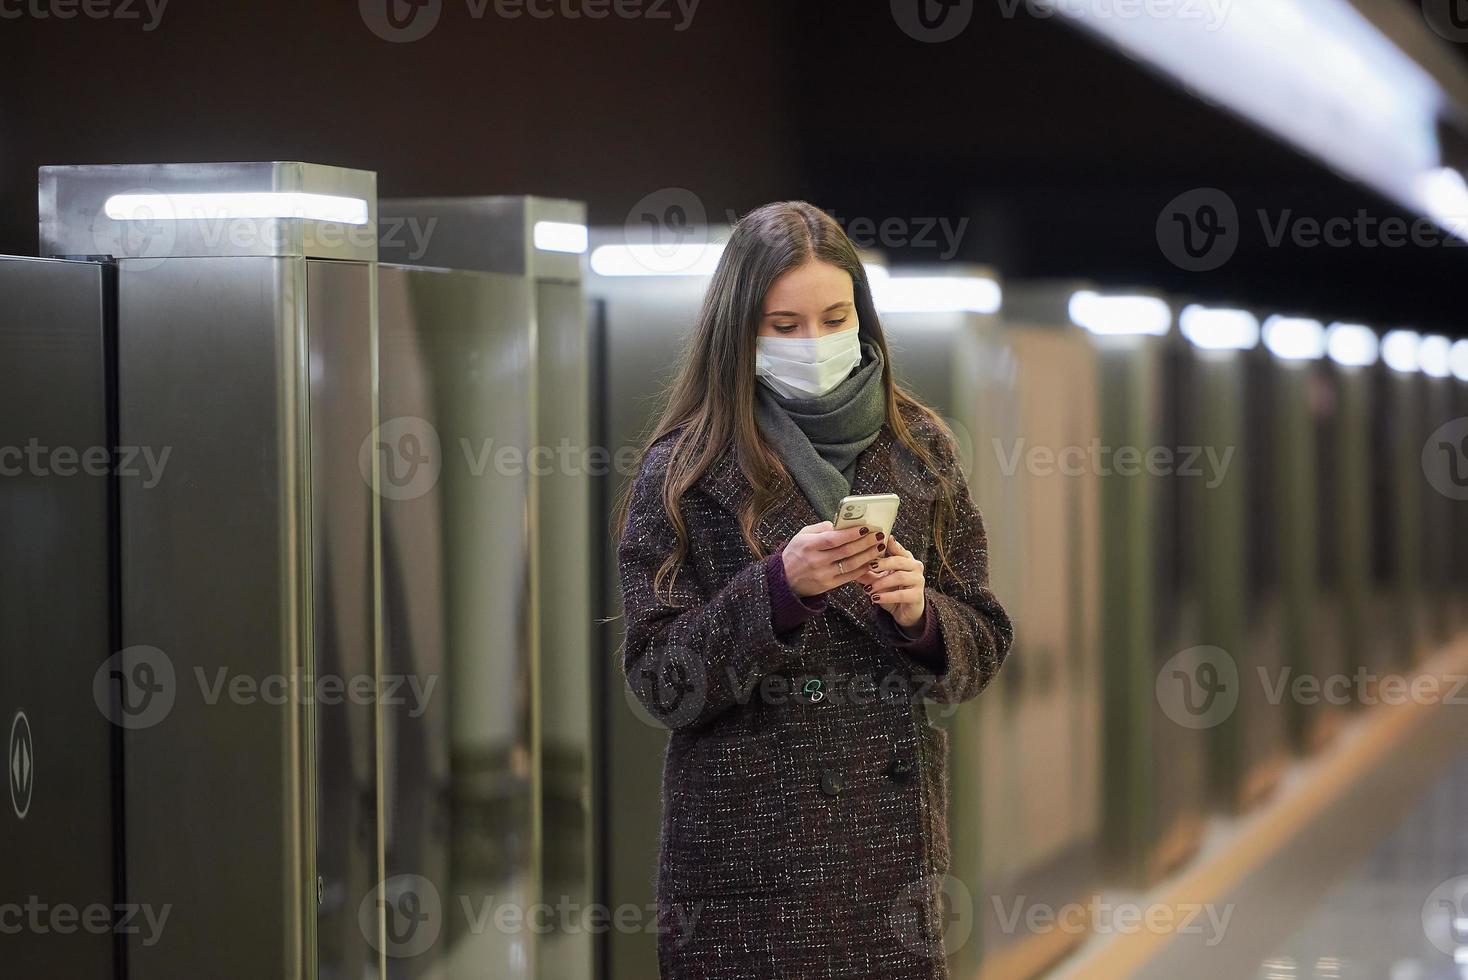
[1252,736,1468,980]
[1052,637,1468,980]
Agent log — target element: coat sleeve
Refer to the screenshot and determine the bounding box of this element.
[617,443,812,733]
[897,433,1014,704]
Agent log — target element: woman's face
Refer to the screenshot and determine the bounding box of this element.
[757,259,858,339]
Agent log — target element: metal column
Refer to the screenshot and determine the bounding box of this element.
[0,255,122,979]
[377,195,589,980]
[1009,283,1206,887]
[964,277,1105,972]
[40,162,382,980]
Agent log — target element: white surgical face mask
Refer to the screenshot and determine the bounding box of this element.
[755,325,862,399]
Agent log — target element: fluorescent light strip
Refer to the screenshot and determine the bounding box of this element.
[1418,334,1452,378]
[864,264,890,281]
[533,220,589,254]
[589,243,725,277]
[1032,0,1455,239]
[1261,316,1326,360]
[873,276,1002,315]
[104,192,370,226]
[1179,305,1260,351]
[1381,329,1422,373]
[1415,169,1468,238]
[1325,323,1380,367]
[1068,290,1172,336]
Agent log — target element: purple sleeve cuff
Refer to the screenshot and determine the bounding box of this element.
[766,542,826,635]
[876,600,945,666]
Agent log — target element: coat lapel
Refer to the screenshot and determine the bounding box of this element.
[850,425,944,550]
[821,427,938,638]
[694,443,822,556]
[694,433,896,550]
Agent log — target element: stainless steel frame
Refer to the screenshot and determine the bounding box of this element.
[0,255,122,979]
[377,195,589,980]
[377,263,535,980]
[40,162,381,980]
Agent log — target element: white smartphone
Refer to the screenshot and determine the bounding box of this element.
[834,493,900,540]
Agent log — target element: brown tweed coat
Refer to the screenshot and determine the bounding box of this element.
[618,402,1013,979]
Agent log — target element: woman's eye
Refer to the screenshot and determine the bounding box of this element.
[773,324,799,333]
[825,318,848,328]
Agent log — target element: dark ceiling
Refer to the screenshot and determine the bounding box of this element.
[4,0,1465,335]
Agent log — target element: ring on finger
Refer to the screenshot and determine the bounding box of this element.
[837,559,845,574]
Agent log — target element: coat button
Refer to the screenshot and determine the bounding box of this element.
[820,769,843,797]
[887,754,914,784]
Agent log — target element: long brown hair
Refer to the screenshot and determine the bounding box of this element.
[613,201,961,600]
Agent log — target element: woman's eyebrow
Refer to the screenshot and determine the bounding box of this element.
[761,301,854,317]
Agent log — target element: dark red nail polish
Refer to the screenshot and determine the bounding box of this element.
[859,526,869,535]
[868,560,879,570]
[875,532,885,541]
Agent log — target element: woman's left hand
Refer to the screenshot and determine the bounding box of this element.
[858,536,926,629]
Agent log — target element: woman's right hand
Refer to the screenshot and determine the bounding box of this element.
[781,521,885,598]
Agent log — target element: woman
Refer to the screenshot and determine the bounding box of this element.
[615,201,1013,979]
